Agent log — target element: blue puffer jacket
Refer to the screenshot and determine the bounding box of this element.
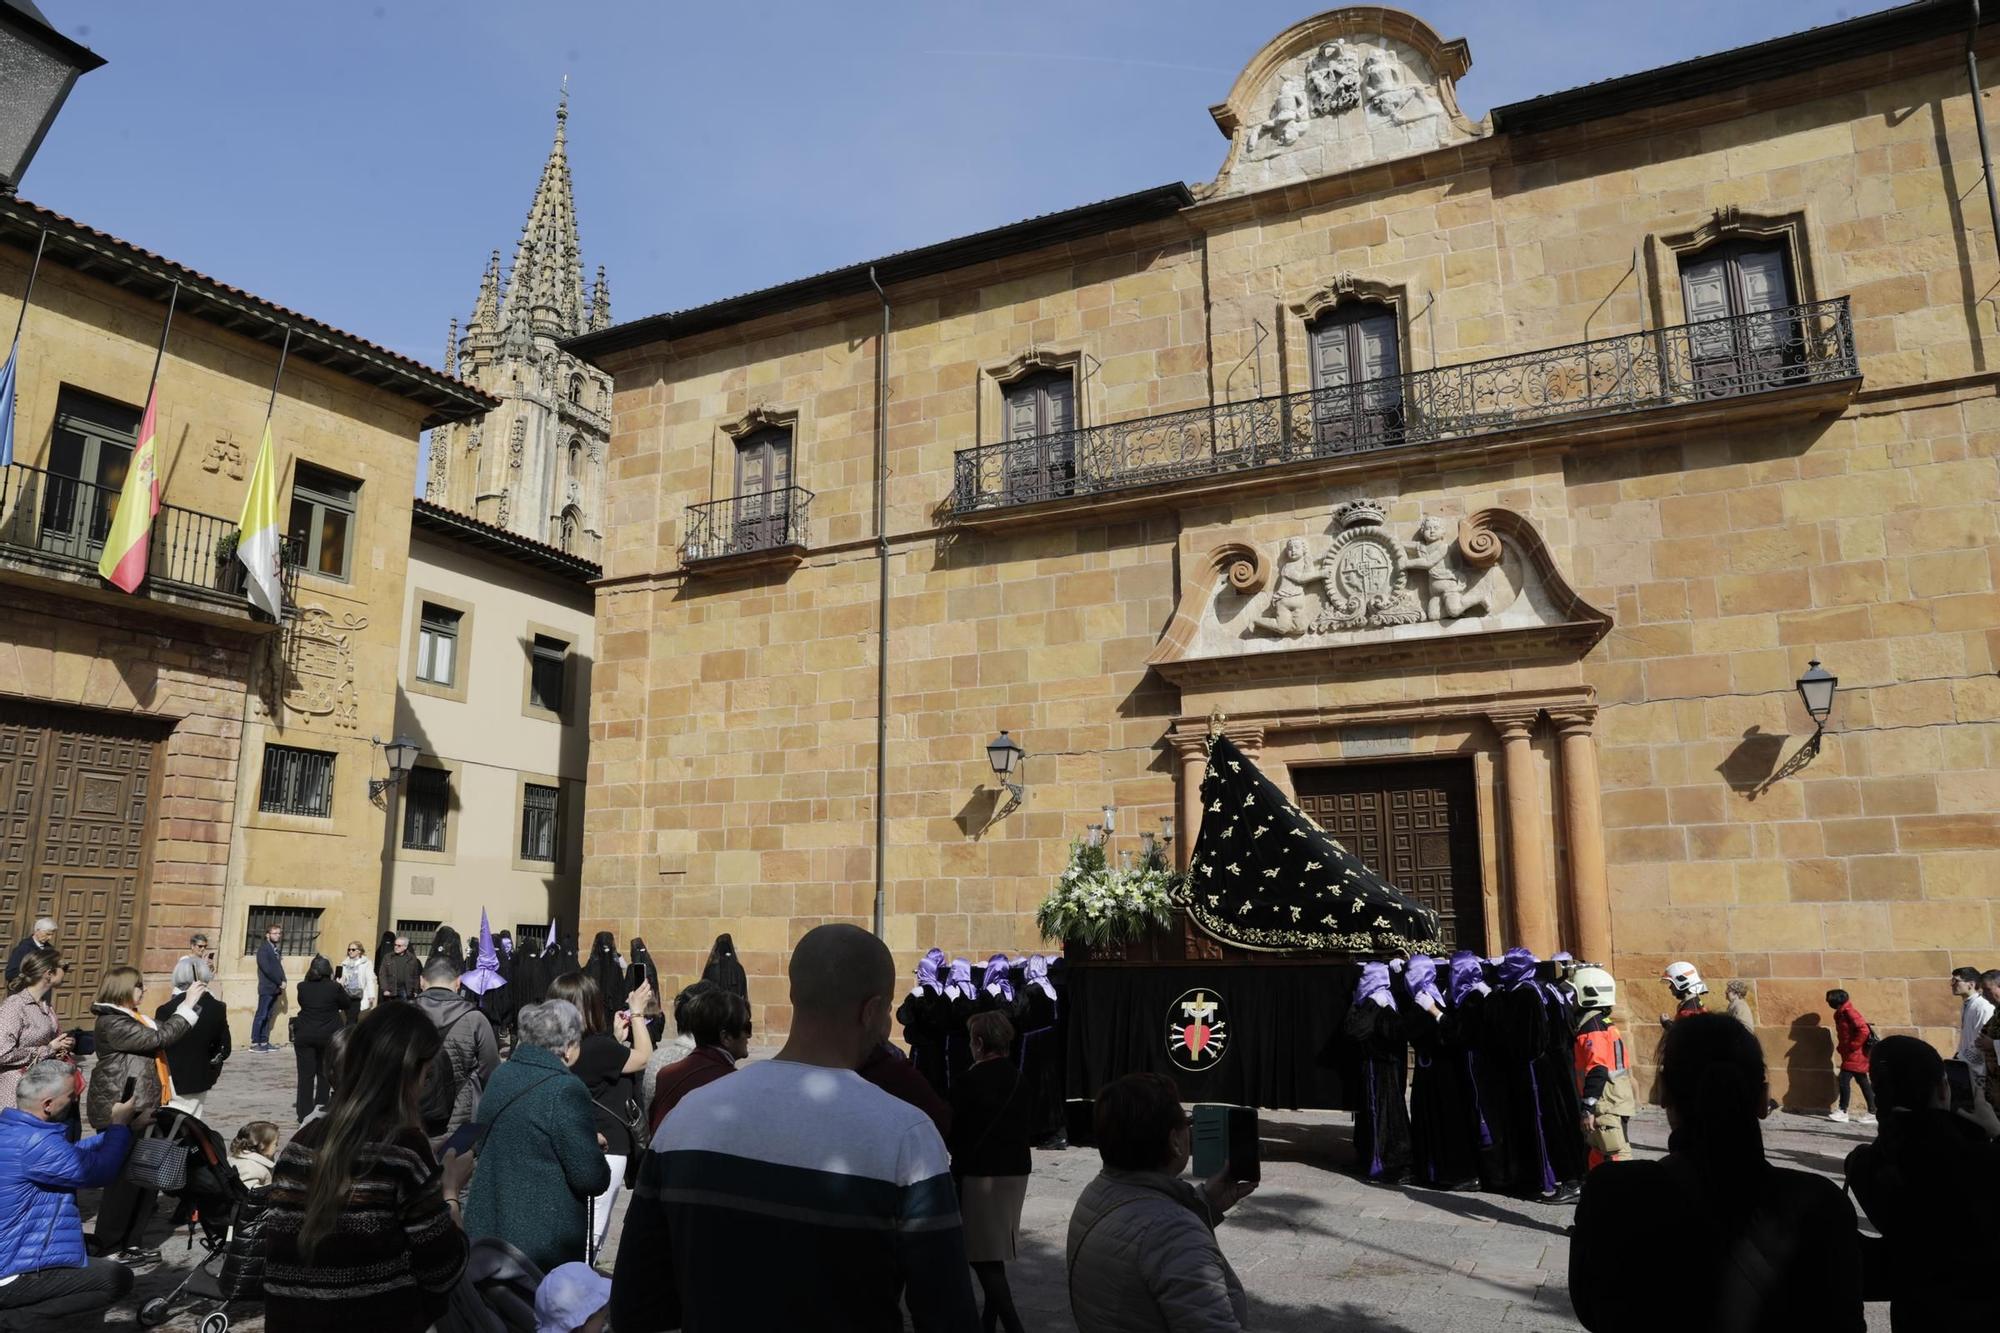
[0,1108,130,1276]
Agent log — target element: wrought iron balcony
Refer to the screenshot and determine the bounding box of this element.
[683,485,813,568]
[0,459,300,615]
[952,297,1858,515]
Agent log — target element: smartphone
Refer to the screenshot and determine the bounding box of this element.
[441,1121,488,1159]
[120,1076,137,1103]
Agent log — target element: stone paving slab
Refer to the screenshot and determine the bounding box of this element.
[52,1044,1897,1331]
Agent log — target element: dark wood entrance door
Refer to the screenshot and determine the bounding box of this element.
[0,702,162,1023]
[1291,758,1485,952]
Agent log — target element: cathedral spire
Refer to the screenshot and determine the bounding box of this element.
[507,84,587,341]
[588,264,612,332]
[444,316,458,377]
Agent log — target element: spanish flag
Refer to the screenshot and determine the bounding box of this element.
[236,420,283,619]
[96,386,159,593]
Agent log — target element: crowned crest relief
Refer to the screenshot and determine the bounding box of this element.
[1249,501,1508,640]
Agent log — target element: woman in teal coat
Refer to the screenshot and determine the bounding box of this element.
[461,997,611,1270]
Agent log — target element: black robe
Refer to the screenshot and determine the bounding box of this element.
[1398,982,1483,1190]
[702,934,749,1001]
[895,987,953,1102]
[1491,983,1588,1196]
[427,926,464,976]
[1012,980,1064,1144]
[585,931,629,1029]
[1441,989,1511,1191]
[1343,996,1412,1181]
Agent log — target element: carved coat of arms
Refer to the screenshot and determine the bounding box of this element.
[1249,501,1506,639]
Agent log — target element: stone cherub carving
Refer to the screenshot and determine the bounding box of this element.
[1251,537,1329,636]
[1247,76,1310,154]
[1401,514,1496,620]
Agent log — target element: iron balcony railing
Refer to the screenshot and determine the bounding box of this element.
[952,297,1858,514]
[684,485,814,565]
[0,459,301,611]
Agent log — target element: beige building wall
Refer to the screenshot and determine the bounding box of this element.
[386,524,593,950]
[579,12,2000,1099]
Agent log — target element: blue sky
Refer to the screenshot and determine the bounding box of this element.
[22,0,1863,367]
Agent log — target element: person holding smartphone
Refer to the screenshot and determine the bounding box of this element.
[86,966,201,1263]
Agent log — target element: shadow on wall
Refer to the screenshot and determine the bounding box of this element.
[1782,1012,1836,1110]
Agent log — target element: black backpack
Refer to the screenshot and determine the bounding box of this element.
[421,1010,473,1134]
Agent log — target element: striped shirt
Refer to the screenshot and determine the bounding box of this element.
[610,1058,977,1332]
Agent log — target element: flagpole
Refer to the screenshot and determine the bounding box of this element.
[145,281,181,394]
[7,226,47,352]
[263,327,291,421]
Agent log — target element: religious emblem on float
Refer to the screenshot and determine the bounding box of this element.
[1166,989,1230,1071]
[1248,500,1515,639]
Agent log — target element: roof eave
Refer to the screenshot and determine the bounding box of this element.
[410,499,601,584]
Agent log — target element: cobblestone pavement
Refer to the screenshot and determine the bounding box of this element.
[58,1044,1894,1331]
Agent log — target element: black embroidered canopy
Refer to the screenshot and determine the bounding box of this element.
[1185,734,1443,955]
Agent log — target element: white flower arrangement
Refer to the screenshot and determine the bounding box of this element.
[1035,837,1184,949]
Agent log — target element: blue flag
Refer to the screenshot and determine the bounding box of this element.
[0,341,15,468]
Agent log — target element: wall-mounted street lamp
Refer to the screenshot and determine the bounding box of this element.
[1796,659,1837,757]
[1161,814,1175,845]
[0,0,106,195]
[984,729,1027,823]
[368,735,422,799]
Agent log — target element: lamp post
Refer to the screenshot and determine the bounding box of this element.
[368,735,422,799]
[0,0,106,195]
[1795,659,1837,756]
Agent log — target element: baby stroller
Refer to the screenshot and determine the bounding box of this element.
[437,1237,544,1333]
[134,1107,267,1332]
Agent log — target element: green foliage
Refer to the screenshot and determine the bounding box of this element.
[1034,836,1184,949]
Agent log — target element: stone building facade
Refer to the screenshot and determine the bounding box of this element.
[427,92,614,562]
[0,198,491,1031]
[572,5,2000,1100]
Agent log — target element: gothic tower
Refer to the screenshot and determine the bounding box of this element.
[427,88,612,558]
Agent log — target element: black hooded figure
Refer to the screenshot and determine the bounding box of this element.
[1013,955,1066,1146]
[546,926,581,982]
[1441,951,1512,1191]
[702,934,749,1001]
[374,930,396,978]
[427,925,464,976]
[488,930,517,1031]
[628,938,664,1043]
[1490,947,1587,1200]
[1396,954,1483,1191]
[895,948,952,1100]
[585,930,630,1031]
[1344,961,1413,1183]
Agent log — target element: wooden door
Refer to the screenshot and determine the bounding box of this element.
[0,702,161,1023]
[1002,369,1077,502]
[732,428,793,552]
[1679,242,1798,391]
[1292,758,1484,952]
[1308,305,1402,450]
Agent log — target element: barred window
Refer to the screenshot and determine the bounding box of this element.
[258,745,334,818]
[402,766,450,852]
[514,923,549,955]
[244,906,322,958]
[395,919,440,958]
[521,783,559,862]
[417,604,461,687]
[529,635,568,714]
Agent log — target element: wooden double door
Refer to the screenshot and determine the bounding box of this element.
[1292,758,1486,953]
[0,702,162,1023]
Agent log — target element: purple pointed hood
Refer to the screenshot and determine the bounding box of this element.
[459,910,507,995]
[982,953,1015,1003]
[1447,951,1489,1005]
[1498,946,1539,992]
[1405,954,1445,1009]
[910,947,946,998]
[1355,961,1394,1007]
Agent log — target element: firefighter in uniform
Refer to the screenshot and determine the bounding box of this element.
[1571,965,1635,1169]
[1658,959,1708,1029]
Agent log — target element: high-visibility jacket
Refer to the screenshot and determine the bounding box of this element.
[1574,1018,1636,1117]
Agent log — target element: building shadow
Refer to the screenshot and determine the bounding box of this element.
[1782,1013,1836,1110]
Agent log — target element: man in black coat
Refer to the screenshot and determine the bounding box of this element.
[4,918,55,983]
[250,924,286,1052]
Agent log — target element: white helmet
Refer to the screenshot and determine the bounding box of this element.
[1573,965,1616,1011]
[1663,961,1707,1000]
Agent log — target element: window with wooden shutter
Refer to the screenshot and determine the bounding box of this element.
[1000,368,1077,503]
[732,427,794,553]
[1307,305,1402,450]
[1678,241,1799,391]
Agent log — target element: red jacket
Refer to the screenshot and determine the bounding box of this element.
[647,1044,737,1135]
[1833,1002,1871,1073]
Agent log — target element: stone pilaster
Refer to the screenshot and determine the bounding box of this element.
[1552,707,1612,968]
[1490,708,1555,956]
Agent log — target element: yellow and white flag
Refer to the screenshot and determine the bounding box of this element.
[237,421,283,619]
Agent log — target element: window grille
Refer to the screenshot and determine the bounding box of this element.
[514,923,549,955]
[396,919,440,958]
[258,745,334,817]
[521,783,559,862]
[402,766,450,852]
[244,906,323,958]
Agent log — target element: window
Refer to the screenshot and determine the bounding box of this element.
[530,634,568,714]
[396,919,441,958]
[1678,241,1799,389]
[244,906,322,958]
[401,765,450,852]
[1307,303,1402,447]
[568,374,584,406]
[560,507,581,554]
[1001,369,1076,503]
[287,464,359,581]
[514,923,549,955]
[732,426,795,550]
[416,603,461,687]
[41,388,138,562]
[521,783,560,862]
[258,744,334,818]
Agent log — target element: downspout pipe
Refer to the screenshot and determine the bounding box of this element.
[1970,1,2000,271]
[868,267,891,938]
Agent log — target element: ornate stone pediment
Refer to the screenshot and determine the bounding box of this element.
[1148,504,1610,683]
[1209,9,1486,198]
